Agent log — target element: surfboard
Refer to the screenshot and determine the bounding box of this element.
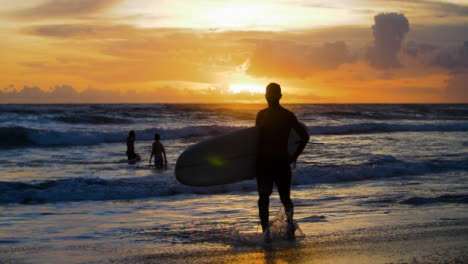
[175,124,306,186]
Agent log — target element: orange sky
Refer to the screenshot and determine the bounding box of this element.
[0,0,467,103]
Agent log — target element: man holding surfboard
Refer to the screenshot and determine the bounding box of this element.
[256,83,310,241]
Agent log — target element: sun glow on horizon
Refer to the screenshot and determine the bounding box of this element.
[204,5,269,29]
[229,83,264,94]
[0,1,465,103]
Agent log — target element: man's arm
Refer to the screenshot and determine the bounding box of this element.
[162,145,167,167]
[149,144,154,164]
[255,110,263,127]
[290,115,310,164]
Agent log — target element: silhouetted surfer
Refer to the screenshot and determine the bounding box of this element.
[255,83,309,242]
[126,130,140,163]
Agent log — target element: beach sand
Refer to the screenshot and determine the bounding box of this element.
[1,190,467,264]
[116,218,468,264]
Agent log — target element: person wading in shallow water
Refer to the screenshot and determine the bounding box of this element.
[255,83,310,242]
[149,133,167,169]
[126,130,140,163]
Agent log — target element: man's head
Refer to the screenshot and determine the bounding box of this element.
[154,133,160,141]
[265,83,282,106]
[129,130,135,137]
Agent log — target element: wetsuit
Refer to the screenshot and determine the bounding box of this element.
[255,105,308,231]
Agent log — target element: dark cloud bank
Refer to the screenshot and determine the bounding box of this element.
[0,85,270,103]
[0,85,165,103]
[408,40,468,103]
[365,13,409,69]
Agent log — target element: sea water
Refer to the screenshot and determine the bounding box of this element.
[0,104,467,262]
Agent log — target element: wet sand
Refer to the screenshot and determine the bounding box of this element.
[1,193,467,264]
[117,218,468,264]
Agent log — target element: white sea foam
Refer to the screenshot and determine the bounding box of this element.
[1,158,466,204]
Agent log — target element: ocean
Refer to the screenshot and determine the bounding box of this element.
[1,104,467,263]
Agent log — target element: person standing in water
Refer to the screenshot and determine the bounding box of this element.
[126,130,140,162]
[149,133,167,169]
[255,83,310,242]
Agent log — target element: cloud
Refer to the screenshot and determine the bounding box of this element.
[23,23,137,38]
[431,41,468,69]
[0,85,182,103]
[310,41,356,69]
[287,1,338,9]
[0,85,272,103]
[247,41,309,78]
[429,41,468,103]
[366,13,409,69]
[21,62,46,69]
[17,25,253,84]
[2,84,15,93]
[11,0,122,19]
[421,0,468,16]
[7,86,46,99]
[404,41,468,70]
[247,40,355,78]
[290,0,468,15]
[4,17,466,103]
[386,0,468,17]
[404,40,437,57]
[348,0,468,20]
[445,73,468,103]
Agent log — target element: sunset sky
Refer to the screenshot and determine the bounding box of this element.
[0,0,467,103]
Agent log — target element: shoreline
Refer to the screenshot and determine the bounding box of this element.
[116,218,468,264]
[1,195,467,263]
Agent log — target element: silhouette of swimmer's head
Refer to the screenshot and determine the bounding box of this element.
[154,133,160,141]
[129,130,135,137]
[266,83,282,106]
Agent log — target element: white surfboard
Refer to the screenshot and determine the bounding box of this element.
[175,124,306,187]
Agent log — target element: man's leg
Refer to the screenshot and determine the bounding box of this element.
[155,157,163,169]
[256,163,273,232]
[276,163,295,238]
[127,152,136,161]
[276,163,293,217]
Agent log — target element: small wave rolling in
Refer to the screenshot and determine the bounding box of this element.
[0,103,467,262]
[1,103,467,201]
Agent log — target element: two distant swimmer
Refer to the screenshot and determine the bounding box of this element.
[125,130,167,168]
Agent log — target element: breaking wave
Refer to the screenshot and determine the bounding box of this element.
[52,114,133,124]
[309,122,468,135]
[0,125,242,148]
[1,157,466,204]
[1,122,468,148]
[400,194,468,205]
